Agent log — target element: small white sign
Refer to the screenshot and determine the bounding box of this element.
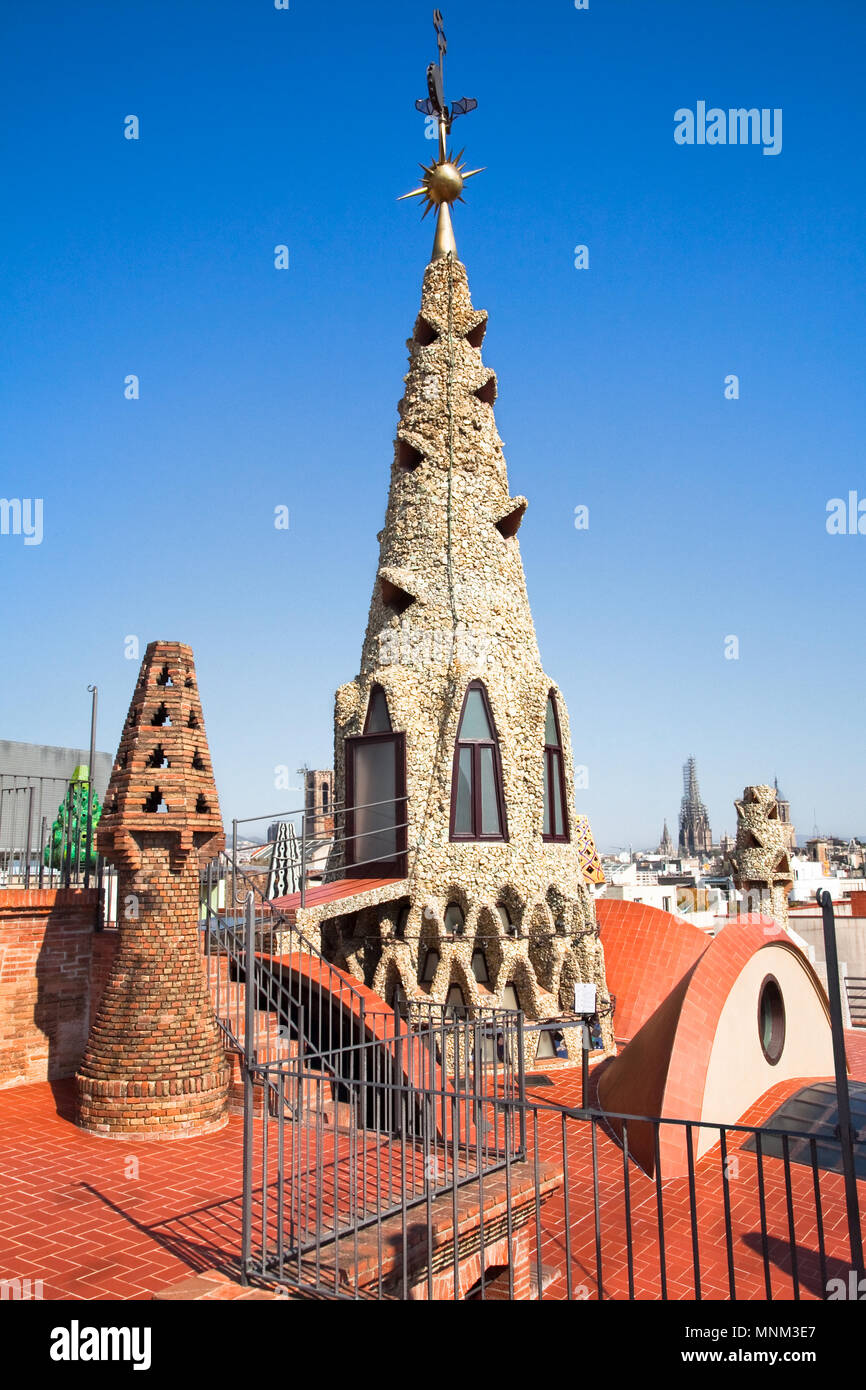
[573,983,597,1015]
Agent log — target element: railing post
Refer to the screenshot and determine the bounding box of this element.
[38,815,46,890]
[517,1012,526,1155]
[23,786,34,890]
[817,889,864,1276]
[231,819,238,913]
[241,891,256,1283]
[84,685,98,890]
[94,856,104,931]
[63,783,73,888]
[300,807,307,910]
[581,1021,591,1113]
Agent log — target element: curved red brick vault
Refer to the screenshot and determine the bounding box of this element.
[597,910,835,1177]
[595,899,709,1042]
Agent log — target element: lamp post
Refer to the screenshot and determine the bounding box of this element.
[84,685,97,889]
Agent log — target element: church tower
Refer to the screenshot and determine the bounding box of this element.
[659,819,673,857]
[321,15,611,1056]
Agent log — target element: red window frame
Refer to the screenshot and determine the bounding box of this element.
[344,730,407,878]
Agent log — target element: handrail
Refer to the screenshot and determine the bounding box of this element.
[230,789,412,908]
[204,858,375,1061]
[232,793,408,828]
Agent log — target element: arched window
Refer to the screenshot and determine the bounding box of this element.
[445,984,466,1019]
[321,782,329,812]
[471,950,489,983]
[501,983,521,1012]
[496,902,517,936]
[450,682,507,841]
[421,949,440,983]
[444,902,465,935]
[542,693,570,843]
[535,1028,566,1061]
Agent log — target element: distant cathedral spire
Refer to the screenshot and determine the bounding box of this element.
[678,756,713,857]
[659,819,673,856]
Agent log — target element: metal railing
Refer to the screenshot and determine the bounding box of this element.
[205,810,866,1300]
[230,790,412,909]
[241,1073,865,1299]
[0,777,103,892]
[208,890,524,1296]
[202,861,382,1069]
[515,1101,865,1303]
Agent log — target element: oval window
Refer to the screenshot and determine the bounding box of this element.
[758,976,785,1065]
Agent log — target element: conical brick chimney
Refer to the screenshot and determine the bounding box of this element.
[76,641,229,1138]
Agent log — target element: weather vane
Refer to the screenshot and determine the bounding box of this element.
[399,10,483,260]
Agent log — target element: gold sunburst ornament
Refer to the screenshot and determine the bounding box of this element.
[399,149,484,221]
[401,11,483,260]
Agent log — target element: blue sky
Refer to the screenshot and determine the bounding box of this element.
[2,0,864,849]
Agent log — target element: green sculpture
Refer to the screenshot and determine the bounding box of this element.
[44,765,103,873]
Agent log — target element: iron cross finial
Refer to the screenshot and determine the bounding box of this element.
[415,9,477,144]
[433,8,446,60]
[402,11,484,261]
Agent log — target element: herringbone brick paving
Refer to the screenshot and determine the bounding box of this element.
[0,1034,863,1301]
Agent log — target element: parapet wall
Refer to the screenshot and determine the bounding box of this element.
[0,889,115,1089]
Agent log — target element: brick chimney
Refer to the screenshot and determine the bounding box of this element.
[76,641,229,1139]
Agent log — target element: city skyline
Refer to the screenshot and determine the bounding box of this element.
[2,0,864,851]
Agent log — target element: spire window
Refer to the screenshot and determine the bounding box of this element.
[364,685,393,734]
[450,682,507,842]
[345,686,406,878]
[542,694,570,843]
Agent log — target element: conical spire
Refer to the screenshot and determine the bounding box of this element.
[326,11,612,1054]
[78,639,228,1138]
[98,640,223,869]
[358,253,537,677]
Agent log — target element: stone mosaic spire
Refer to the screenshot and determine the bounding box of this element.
[330,249,610,1055]
[730,783,793,929]
[358,255,537,672]
[76,641,228,1138]
[322,19,611,1056]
